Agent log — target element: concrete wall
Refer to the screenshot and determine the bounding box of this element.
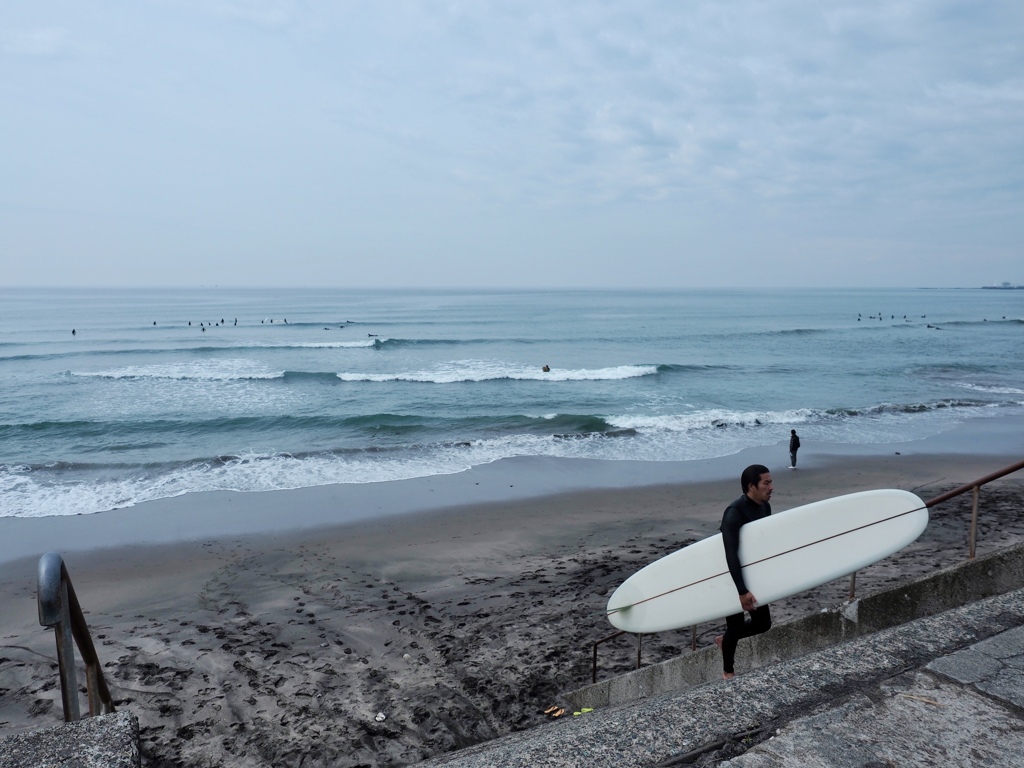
[0,711,139,768]
[568,543,1024,709]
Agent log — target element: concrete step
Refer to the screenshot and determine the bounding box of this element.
[0,711,139,768]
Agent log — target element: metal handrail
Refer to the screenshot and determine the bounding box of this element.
[591,458,1024,684]
[923,458,1024,509]
[843,456,1024,598]
[37,551,116,721]
[923,457,1024,561]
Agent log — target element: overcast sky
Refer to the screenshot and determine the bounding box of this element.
[2,1,1022,289]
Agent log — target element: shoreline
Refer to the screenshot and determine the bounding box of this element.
[2,414,1022,569]
[1,419,1022,766]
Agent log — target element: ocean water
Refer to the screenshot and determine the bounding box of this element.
[1,287,1021,519]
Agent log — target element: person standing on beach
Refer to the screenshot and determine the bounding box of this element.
[789,429,801,469]
[715,464,773,679]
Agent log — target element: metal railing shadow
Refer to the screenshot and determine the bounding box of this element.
[591,457,1024,684]
[37,551,116,721]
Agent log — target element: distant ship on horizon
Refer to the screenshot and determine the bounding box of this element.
[981,281,1024,290]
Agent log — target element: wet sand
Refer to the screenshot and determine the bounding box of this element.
[2,450,1023,767]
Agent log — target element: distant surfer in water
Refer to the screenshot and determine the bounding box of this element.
[715,464,773,679]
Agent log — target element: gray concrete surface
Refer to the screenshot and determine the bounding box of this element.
[723,625,1024,767]
[0,711,139,768]
[570,543,1024,709]
[419,587,1024,767]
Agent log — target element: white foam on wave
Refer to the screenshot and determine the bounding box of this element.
[5,402,1019,519]
[247,340,379,349]
[956,382,1024,396]
[337,360,657,383]
[0,450,479,518]
[609,408,814,432]
[0,465,144,519]
[72,359,284,381]
[0,425,780,518]
[608,401,1020,458]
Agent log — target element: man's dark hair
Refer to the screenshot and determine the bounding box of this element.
[741,464,770,494]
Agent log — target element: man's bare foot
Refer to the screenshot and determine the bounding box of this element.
[714,634,723,650]
[722,672,735,680]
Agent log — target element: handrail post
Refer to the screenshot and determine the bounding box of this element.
[969,486,980,559]
[85,664,103,716]
[54,581,81,722]
[591,629,627,684]
[636,634,642,669]
[65,576,114,715]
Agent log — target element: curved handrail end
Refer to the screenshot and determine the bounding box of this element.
[38,551,67,627]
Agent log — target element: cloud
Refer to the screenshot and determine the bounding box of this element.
[167,0,298,29]
[1,0,1021,287]
[1,27,75,57]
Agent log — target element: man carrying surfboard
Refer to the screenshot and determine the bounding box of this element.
[715,464,774,679]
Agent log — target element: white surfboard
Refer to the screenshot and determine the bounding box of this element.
[606,489,927,634]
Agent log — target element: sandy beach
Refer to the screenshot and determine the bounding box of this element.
[2,436,1023,766]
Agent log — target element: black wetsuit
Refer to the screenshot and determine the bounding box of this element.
[720,493,773,674]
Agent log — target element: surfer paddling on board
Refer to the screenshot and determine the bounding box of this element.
[715,464,773,679]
